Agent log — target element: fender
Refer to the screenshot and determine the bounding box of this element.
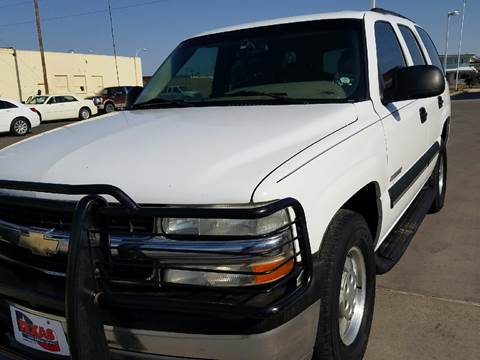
[252,114,388,253]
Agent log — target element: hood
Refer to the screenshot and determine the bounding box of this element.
[0,105,357,204]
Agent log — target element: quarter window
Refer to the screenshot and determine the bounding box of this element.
[375,22,406,94]
[415,26,444,73]
[399,25,426,66]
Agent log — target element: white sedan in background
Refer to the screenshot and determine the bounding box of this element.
[0,98,40,136]
[26,95,98,122]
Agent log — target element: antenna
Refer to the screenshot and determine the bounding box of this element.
[371,0,376,9]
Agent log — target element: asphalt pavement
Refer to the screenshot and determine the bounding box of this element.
[366,94,480,360]
[0,97,479,359]
[0,119,77,150]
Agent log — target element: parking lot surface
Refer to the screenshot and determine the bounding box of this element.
[366,95,480,360]
[0,98,478,359]
[0,119,78,150]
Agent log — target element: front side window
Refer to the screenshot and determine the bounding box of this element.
[415,26,444,73]
[399,25,426,66]
[375,21,406,94]
[26,96,49,105]
[134,19,367,108]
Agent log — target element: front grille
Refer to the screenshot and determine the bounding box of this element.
[0,200,74,230]
[0,195,154,232]
[0,195,155,276]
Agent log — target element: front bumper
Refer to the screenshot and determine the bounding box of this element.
[0,300,319,360]
[0,180,319,360]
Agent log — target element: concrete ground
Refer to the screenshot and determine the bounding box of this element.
[0,99,478,359]
[366,95,480,360]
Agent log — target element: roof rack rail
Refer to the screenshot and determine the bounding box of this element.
[371,7,413,22]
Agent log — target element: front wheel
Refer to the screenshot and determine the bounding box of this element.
[104,102,115,113]
[79,107,91,121]
[10,118,30,136]
[312,210,376,360]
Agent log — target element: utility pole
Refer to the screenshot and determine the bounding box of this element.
[34,0,49,94]
[455,0,467,91]
[371,0,376,8]
[107,0,120,86]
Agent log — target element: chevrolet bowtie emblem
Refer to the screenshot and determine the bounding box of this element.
[19,230,59,256]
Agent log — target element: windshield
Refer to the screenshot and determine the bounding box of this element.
[26,96,49,104]
[135,19,366,108]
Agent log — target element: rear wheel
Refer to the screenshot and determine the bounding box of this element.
[429,145,447,213]
[79,107,91,120]
[10,118,30,136]
[104,102,115,113]
[312,210,376,360]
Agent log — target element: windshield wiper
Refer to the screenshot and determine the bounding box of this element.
[131,98,197,109]
[224,90,304,104]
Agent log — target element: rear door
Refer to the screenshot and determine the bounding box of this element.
[0,100,15,132]
[365,13,432,233]
[415,26,450,146]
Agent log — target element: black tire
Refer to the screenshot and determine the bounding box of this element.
[104,102,115,113]
[312,210,376,360]
[429,145,447,213]
[79,107,91,121]
[10,117,30,136]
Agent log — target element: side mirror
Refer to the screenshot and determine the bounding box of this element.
[382,65,445,104]
[126,87,143,109]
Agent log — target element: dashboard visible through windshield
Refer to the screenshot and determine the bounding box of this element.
[134,19,367,108]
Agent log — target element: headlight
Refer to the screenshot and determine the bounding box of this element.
[159,208,297,287]
[160,208,290,236]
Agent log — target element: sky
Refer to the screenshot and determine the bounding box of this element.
[0,0,478,75]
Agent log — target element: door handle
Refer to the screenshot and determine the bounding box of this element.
[419,107,428,123]
[438,96,444,109]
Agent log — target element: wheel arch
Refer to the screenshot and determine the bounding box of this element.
[11,116,31,127]
[340,182,382,246]
[441,116,451,145]
[104,100,115,109]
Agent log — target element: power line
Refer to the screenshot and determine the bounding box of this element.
[0,0,168,28]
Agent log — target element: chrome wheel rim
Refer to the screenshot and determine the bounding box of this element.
[339,246,366,346]
[14,120,28,135]
[81,110,89,119]
[438,157,445,195]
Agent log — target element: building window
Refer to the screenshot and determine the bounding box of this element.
[90,75,104,94]
[54,75,69,92]
[73,75,87,94]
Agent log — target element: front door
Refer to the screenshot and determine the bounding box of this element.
[365,13,432,238]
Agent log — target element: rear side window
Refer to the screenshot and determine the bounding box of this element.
[0,100,17,109]
[375,22,406,93]
[398,25,426,65]
[415,26,444,73]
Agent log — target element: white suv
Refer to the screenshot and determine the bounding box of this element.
[0,9,450,360]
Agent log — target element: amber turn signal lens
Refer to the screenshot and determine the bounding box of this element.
[252,257,294,285]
